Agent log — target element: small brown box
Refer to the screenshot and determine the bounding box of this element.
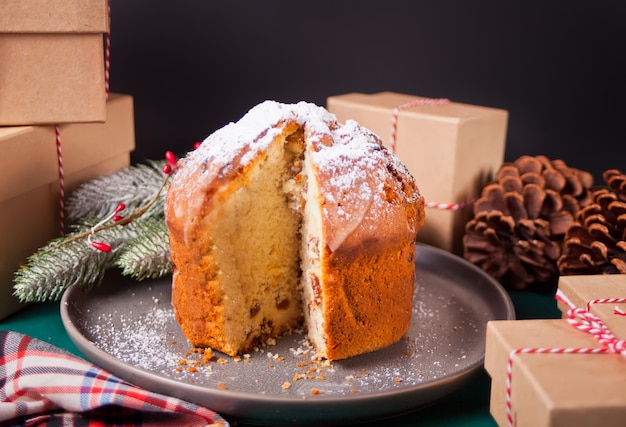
[327,92,508,254]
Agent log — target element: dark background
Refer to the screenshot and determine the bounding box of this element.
[108,1,626,184]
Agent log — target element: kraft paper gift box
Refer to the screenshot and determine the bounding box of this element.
[485,317,626,427]
[0,93,135,319]
[327,92,508,254]
[0,0,109,125]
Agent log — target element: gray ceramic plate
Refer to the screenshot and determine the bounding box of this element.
[61,243,514,426]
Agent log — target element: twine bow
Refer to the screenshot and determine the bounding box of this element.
[565,306,626,356]
[560,291,626,355]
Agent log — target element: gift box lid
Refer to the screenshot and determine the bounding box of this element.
[328,92,508,125]
[0,0,109,33]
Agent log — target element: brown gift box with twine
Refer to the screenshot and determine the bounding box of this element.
[327,92,508,254]
[0,0,109,125]
[484,274,626,427]
[0,93,135,319]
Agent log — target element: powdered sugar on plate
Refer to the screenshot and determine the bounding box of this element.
[69,268,488,397]
[62,244,513,425]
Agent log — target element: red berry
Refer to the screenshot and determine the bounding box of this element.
[162,164,172,174]
[112,215,124,222]
[91,241,112,252]
[194,141,202,150]
[165,150,177,166]
[114,203,126,214]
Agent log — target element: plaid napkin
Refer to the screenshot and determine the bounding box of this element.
[0,331,229,427]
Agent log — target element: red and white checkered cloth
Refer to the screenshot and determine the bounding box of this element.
[0,331,228,427]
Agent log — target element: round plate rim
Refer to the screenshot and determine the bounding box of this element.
[60,243,514,424]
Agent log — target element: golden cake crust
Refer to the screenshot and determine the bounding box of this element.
[165,101,425,359]
[167,121,301,355]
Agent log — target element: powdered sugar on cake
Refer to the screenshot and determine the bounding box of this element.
[169,100,420,249]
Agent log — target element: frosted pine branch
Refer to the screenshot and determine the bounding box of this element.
[66,160,167,222]
[13,159,176,303]
[116,217,171,281]
[13,224,136,303]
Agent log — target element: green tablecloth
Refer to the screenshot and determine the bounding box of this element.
[0,289,560,426]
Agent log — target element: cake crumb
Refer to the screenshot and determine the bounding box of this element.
[281,381,292,389]
[393,377,402,383]
[202,348,214,363]
[217,358,228,365]
[218,382,227,390]
[267,352,284,361]
[310,388,322,395]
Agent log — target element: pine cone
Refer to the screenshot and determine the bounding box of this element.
[557,169,626,275]
[463,155,594,291]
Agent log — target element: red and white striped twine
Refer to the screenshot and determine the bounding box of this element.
[389,97,449,153]
[388,98,473,212]
[586,297,626,314]
[424,198,476,211]
[55,126,65,235]
[55,1,111,235]
[104,0,111,99]
[505,291,626,426]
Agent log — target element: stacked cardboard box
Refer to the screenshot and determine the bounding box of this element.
[0,2,135,319]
